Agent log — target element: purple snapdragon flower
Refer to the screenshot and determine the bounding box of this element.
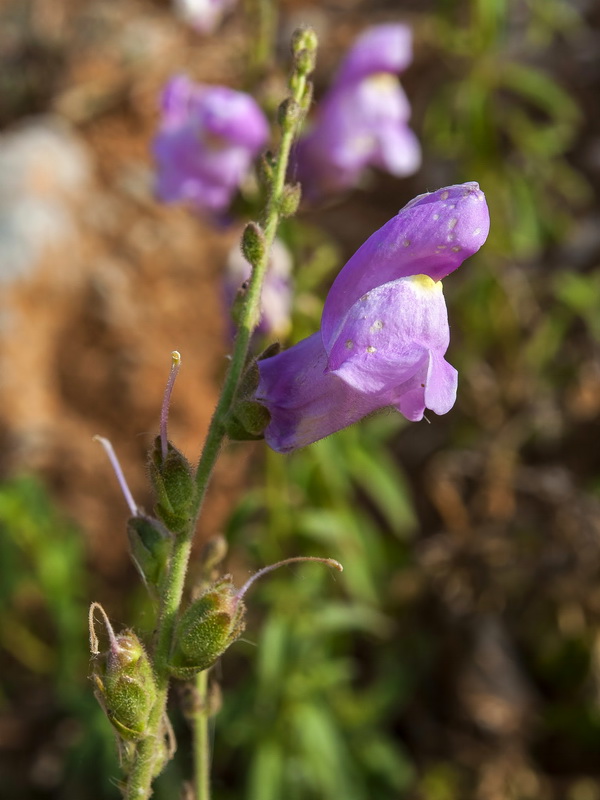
[296,24,421,199]
[255,183,490,453]
[153,76,269,216]
[225,237,293,338]
[173,0,236,34]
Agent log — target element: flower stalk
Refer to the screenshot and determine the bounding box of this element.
[193,670,210,800]
[121,31,317,800]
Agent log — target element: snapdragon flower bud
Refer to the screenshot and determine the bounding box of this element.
[168,576,246,679]
[168,557,342,678]
[90,605,157,741]
[149,437,195,533]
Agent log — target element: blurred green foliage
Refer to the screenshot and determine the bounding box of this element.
[0,477,119,799]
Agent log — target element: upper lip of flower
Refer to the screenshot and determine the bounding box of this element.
[320,182,490,351]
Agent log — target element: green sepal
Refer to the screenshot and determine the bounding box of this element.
[258,342,281,361]
[168,576,246,679]
[149,437,195,533]
[225,353,273,441]
[127,515,172,589]
[92,630,157,741]
[226,400,270,441]
[237,359,260,398]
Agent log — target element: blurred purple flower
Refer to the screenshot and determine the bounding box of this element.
[153,76,269,215]
[255,183,490,453]
[296,24,421,199]
[225,237,293,338]
[173,0,236,34]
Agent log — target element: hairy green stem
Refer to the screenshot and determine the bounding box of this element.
[193,670,210,800]
[123,40,314,800]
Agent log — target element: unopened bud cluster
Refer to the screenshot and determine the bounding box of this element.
[291,26,318,81]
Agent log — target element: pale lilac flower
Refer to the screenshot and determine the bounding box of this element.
[153,76,269,215]
[255,183,490,453]
[225,237,293,338]
[296,24,421,198]
[173,0,236,34]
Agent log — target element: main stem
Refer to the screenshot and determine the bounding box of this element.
[123,57,311,800]
[193,670,210,800]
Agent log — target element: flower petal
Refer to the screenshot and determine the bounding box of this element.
[376,122,421,177]
[424,350,458,415]
[153,78,269,214]
[256,333,389,453]
[394,351,458,421]
[321,182,490,350]
[335,24,413,85]
[326,275,449,394]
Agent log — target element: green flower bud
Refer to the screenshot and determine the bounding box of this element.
[127,514,172,589]
[291,26,318,59]
[168,576,246,679]
[279,183,302,218]
[294,47,316,76]
[277,97,302,129]
[149,437,195,533]
[89,605,157,741]
[241,222,266,268]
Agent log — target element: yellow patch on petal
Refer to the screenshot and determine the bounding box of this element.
[410,274,442,292]
[364,73,398,93]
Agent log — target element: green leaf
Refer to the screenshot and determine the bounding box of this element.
[248,738,284,800]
